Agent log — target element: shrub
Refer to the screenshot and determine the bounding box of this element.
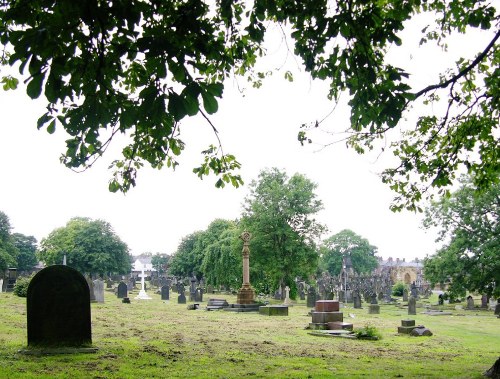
[355,324,382,340]
[392,282,406,297]
[13,274,34,297]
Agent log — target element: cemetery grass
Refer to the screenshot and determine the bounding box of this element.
[0,291,498,378]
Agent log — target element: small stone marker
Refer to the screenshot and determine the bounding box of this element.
[466,295,474,310]
[93,279,104,303]
[283,286,292,306]
[117,281,128,299]
[397,319,417,334]
[306,287,317,308]
[368,304,380,314]
[161,285,170,301]
[410,326,433,337]
[27,265,92,347]
[408,296,417,315]
[259,305,289,316]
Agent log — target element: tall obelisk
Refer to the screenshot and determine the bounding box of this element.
[236,231,255,304]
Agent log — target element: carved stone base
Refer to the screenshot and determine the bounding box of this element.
[237,286,256,304]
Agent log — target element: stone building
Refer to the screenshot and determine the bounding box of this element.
[374,257,426,288]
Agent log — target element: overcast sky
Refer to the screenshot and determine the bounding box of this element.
[0,15,491,260]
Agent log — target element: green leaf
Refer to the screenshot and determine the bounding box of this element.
[46,120,56,134]
[26,73,44,99]
[201,92,218,114]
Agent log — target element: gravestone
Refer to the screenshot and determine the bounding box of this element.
[403,288,409,302]
[194,287,203,302]
[481,295,488,308]
[371,293,378,305]
[86,276,96,302]
[117,281,127,299]
[161,285,170,300]
[106,279,113,289]
[93,279,104,303]
[27,265,91,346]
[283,286,292,306]
[466,295,474,310]
[408,296,417,315]
[178,284,186,304]
[353,291,362,309]
[306,287,317,308]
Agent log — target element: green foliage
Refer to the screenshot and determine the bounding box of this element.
[38,217,131,276]
[320,229,378,276]
[241,168,326,293]
[392,282,406,297]
[12,233,38,272]
[13,274,34,298]
[0,211,18,272]
[423,176,500,298]
[355,324,382,340]
[168,231,205,279]
[1,1,497,209]
[151,253,169,274]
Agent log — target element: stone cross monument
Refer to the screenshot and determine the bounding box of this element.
[135,265,152,300]
[236,231,256,304]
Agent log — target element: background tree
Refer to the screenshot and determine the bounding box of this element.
[1,1,497,209]
[168,231,205,279]
[38,217,131,276]
[0,211,18,272]
[423,176,500,298]
[241,168,326,296]
[320,229,379,276]
[151,253,170,275]
[12,233,38,272]
[200,219,241,290]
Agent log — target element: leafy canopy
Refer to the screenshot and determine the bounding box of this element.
[0,0,498,209]
[423,176,500,298]
[38,217,131,275]
[241,168,326,292]
[0,211,18,272]
[320,229,379,276]
[12,233,38,272]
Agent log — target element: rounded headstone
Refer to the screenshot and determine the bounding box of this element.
[27,265,91,347]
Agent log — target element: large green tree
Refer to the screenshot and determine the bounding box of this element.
[241,168,325,294]
[151,253,170,275]
[320,229,378,276]
[1,1,497,209]
[199,219,241,289]
[423,177,500,298]
[12,233,38,272]
[38,217,131,275]
[0,211,18,272]
[168,231,205,279]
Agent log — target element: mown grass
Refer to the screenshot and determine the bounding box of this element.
[0,289,498,378]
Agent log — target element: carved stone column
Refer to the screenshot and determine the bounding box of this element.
[237,231,255,304]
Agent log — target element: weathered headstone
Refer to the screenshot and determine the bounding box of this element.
[93,279,104,303]
[178,284,186,304]
[353,291,362,309]
[408,296,417,315]
[161,285,170,300]
[117,281,127,299]
[283,286,292,306]
[403,288,409,302]
[481,295,488,308]
[86,276,96,302]
[306,287,317,308]
[27,265,92,346]
[466,295,474,310]
[194,287,203,302]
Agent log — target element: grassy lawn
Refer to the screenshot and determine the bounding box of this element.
[0,289,498,378]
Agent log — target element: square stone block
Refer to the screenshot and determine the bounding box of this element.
[327,322,353,331]
[315,300,340,312]
[401,319,415,327]
[311,311,343,323]
[398,326,417,334]
[368,304,380,314]
[309,323,328,330]
[259,305,289,316]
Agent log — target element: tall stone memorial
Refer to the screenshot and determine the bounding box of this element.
[236,231,256,305]
[27,265,92,347]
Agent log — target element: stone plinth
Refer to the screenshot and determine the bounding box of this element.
[315,300,340,312]
[327,322,353,330]
[368,304,380,314]
[312,311,343,323]
[259,305,289,316]
[236,286,256,305]
[398,319,417,334]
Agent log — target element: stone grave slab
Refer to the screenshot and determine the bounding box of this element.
[259,305,289,316]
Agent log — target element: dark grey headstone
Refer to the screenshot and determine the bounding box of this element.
[307,288,317,308]
[117,281,127,299]
[408,296,417,315]
[93,279,104,303]
[178,293,186,304]
[27,265,91,347]
[161,285,170,300]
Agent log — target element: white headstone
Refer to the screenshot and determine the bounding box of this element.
[135,265,152,300]
[283,286,292,306]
